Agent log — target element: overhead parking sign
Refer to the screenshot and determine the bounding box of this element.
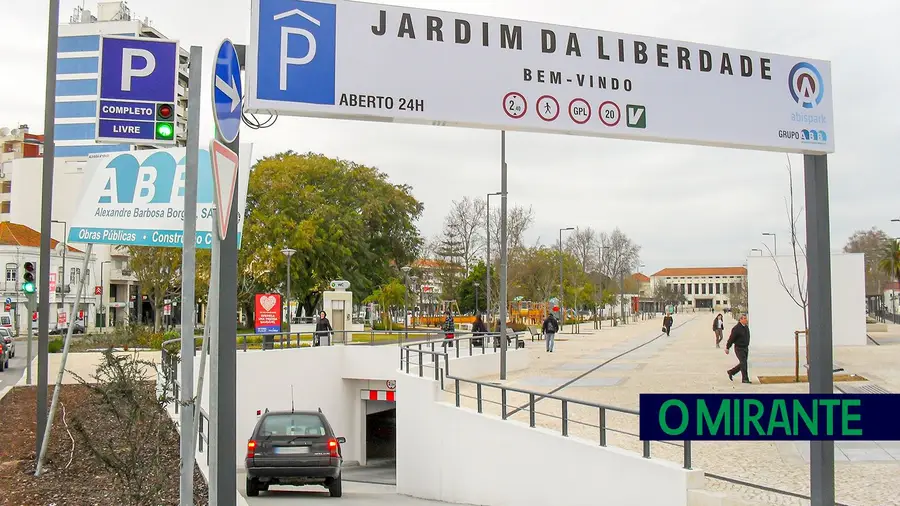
[96,36,179,145]
[245,0,834,154]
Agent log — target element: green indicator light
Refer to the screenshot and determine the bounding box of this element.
[155,122,174,141]
[23,282,35,294]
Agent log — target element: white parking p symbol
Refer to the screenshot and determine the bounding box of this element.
[280,27,317,91]
[121,48,156,92]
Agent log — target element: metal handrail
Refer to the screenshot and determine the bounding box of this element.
[398,333,693,470]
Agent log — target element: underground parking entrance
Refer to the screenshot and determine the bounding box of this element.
[344,388,397,485]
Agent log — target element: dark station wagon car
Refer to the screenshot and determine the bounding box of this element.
[245,409,346,498]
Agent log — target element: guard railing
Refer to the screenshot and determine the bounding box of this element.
[399,333,693,470]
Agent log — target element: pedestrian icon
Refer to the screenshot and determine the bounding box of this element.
[626,104,646,128]
[536,95,560,122]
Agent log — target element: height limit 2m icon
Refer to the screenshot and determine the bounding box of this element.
[212,39,243,143]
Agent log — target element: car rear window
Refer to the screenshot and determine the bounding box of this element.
[260,414,327,437]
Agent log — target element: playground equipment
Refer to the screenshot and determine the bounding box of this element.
[508,300,550,325]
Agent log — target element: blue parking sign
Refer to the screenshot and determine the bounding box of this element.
[96,36,179,145]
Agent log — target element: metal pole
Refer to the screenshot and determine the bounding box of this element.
[804,154,834,506]
[36,243,92,476]
[559,229,564,330]
[215,132,239,506]
[179,45,202,506]
[286,255,291,326]
[191,285,212,458]
[26,293,34,384]
[486,195,491,324]
[37,0,60,457]
[404,275,408,341]
[499,131,508,380]
[208,210,221,505]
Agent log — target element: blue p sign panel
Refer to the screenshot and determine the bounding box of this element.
[254,0,336,106]
[96,36,179,145]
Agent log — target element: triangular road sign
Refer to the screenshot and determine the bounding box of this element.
[209,139,239,240]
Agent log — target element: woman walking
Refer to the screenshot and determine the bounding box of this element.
[442,310,456,347]
[713,313,725,348]
[472,313,488,347]
[315,310,333,346]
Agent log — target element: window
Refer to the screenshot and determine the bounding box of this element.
[688,284,692,295]
[1,181,11,193]
[724,299,729,305]
[0,201,10,213]
[716,283,721,294]
[70,267,81,284]
[716,300,721,305]
[694,283,699,294]
[259,414,327,437]
[723,284,729,294]
[5,263,16,282]
[701,284,707,295]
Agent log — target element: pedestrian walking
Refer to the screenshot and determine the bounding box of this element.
[725,314,752,384]
[542,312,560,352]
[442,310,455,348]
[314,310,332,346]
[662,313,673,336]
[713,313,725,348]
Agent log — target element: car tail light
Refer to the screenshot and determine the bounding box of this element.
[327,438,339,458]
[247,440,257,458]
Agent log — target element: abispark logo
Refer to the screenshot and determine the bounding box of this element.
[801,129,827,144]
[788,62,824,109]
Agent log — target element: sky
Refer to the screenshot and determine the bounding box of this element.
[3,0,899,276]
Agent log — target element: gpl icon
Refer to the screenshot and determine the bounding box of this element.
[568,98,591,125]
[254,0,337,105]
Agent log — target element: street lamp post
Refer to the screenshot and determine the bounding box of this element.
[401,266,411,342]
[485,191,501,324]
[559,227,574,332]
[281,248,296,331]
[763,232,777,255]
[751,248,763,256]
[474,281,480,315]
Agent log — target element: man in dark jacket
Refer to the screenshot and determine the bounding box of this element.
[725,314,751,383]
[542,312,560,352]
[662,313,673,336]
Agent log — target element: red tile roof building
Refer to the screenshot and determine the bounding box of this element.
[650,266,747,311]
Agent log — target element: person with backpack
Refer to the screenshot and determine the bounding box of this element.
[542,312,560,352]
[442,310,455,348]
[712,313,725,348]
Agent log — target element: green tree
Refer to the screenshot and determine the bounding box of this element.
[878,239,900,288]
[456,261,496,314]
[844,227,891,296]
[239,152,424,317]
[364,278,406,330]
[126,246,181,331]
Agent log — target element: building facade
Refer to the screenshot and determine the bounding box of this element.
[55,2,189,159]
[0,125,44,222]
[650,266,748,312]
[0,222,98,335]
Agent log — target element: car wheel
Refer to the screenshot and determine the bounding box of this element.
[246,477,260,497]
[329,476,342,498]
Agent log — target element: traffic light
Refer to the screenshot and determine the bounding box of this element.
[155,103,175,141]
[22,261,36,294]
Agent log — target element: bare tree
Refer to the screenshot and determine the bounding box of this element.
[599,228,641,324]
[488,204,536,259]
[765,156,809,336]
[565,227,598,274]
[442,197,486,274]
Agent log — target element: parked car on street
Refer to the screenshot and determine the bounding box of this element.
[245,409,345,497]
[0,328,14,358]
[49,323,85,335]
[0,340,9,372]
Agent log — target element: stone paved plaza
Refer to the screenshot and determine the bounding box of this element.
[445,313,900,506]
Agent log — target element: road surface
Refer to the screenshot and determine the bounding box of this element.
[239,472,452,505]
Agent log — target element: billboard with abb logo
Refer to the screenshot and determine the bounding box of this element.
[254,293,282,334]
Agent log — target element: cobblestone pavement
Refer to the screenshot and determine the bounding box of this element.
[443,314,900,506]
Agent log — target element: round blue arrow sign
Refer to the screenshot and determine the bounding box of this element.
[212,39,243,144]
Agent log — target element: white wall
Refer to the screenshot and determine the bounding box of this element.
[747,253,865,347]
[396,373,703,506]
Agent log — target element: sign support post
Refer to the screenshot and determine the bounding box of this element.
[37,0,61,457]
[179,45,203,506]
[210,38,242,506]
[803,153,834,506]
[208,210,221,505]
[499,131,508,380]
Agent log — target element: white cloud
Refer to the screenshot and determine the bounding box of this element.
[3,0,897,275]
